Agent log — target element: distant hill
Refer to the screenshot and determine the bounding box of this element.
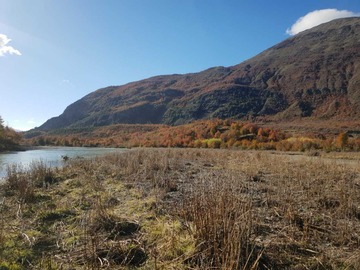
[38,17,360,131]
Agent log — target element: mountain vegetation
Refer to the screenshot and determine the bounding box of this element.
[36,18,360,132]
[26,119,360,152]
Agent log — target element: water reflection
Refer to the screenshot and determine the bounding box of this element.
[0,147,126,179]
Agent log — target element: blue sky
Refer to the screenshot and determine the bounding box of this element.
[1,0,359,130]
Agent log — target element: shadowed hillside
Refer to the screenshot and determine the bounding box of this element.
[38,17,360,131]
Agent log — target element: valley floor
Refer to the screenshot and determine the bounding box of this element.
[1,149,360,269]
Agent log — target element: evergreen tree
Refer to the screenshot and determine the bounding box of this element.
[0,115,4,138]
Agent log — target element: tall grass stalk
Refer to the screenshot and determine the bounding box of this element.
[183,171,257,269]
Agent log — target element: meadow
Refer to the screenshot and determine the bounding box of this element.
[0,148,359,269]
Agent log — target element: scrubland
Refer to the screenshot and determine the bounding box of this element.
[26,119,360,152]
[0,148,360,269]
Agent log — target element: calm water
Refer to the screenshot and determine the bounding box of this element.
[0,147,127,179]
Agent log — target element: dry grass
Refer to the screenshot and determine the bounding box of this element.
[0,148,359,269]
[183,171,256,269]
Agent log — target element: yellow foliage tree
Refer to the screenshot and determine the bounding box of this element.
[335,132,348,149]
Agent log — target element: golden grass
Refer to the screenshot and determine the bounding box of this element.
[0,148,359,269]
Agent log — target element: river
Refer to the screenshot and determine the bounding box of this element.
[0,147,127,179]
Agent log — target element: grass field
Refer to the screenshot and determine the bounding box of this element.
[1,148,359,269]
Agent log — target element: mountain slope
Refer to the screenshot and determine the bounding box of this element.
[39,17,360,131]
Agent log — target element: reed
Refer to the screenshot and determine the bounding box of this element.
[0,148,359,269]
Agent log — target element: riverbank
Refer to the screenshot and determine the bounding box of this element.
[0,146,128,179]
[0,148,359,269]
[0,144,27,153]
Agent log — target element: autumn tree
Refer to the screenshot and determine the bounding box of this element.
[335,132,348,149]
[0,116,4,136]
[0,116,22,151]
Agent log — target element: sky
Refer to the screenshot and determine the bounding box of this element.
[0,0,359,131]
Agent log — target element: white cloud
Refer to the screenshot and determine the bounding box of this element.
[286,9,360,35]
[0,33,21,56]
[8,118,38,131]
[27,119,36,125]
[0,34,11,46]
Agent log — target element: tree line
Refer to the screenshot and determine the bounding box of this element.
[27,119,360,152]
[0,116,22,151]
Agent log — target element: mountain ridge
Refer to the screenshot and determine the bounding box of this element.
[38,17,360,131]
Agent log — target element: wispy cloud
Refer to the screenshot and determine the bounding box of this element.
[0,33,21,56]
[286,9,360,36]
[27,119,36,125]
[9,118,38,131]
[60,79,76,90]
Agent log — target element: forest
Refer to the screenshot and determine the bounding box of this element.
[26,119,360,152]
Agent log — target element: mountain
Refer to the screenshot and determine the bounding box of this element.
[39,17,360,131]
